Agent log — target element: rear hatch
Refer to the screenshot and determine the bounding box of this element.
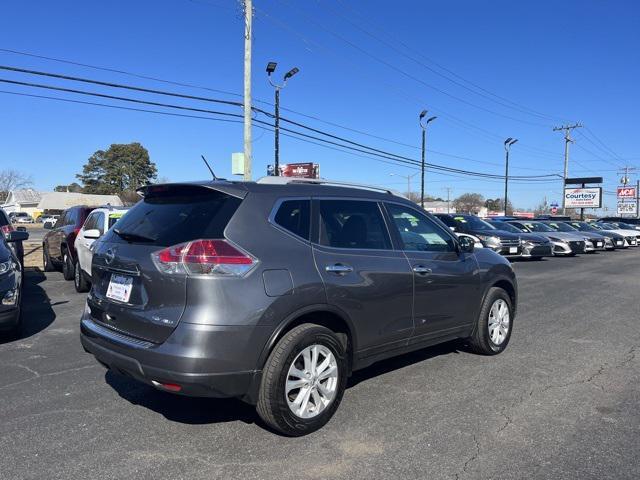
[88,183,244,344]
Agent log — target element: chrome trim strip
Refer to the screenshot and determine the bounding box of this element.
[82,319,154,349]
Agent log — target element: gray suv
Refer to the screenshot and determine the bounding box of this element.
[80,178,517,435]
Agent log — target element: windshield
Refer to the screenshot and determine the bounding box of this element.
[454,215,496,231]
[597,223,615,229]
[546,222,578,232]
[521,221,554,232]
[566,221,596,232]
[489,221,520,233]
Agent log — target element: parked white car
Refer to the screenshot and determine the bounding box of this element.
[593,222,640,247]
[73,207,129,292]
[41,215,60,229]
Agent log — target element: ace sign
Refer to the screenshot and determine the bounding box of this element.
[617,187,637,199]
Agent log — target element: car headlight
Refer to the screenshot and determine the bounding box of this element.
[476,234,501,247]
[0,260,12,276]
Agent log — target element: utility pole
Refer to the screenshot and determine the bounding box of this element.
[553,123,582,214]
[503,138,518,216]
[419,110,437,209]
[637,179,640,219]
[266,62,300,175]
[242,0,253,181]
[443,187,452,213]
[390,172,418,200]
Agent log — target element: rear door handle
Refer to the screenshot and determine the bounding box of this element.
[412,265,432,275]
[325,263,354,274]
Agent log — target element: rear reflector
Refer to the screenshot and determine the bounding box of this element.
[152,239,256,276]
[151,380,182,392]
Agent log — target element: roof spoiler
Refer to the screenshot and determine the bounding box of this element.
[137,181,249,199]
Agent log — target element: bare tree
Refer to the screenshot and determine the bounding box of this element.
[453,193,485,214]
[0,169,33,203]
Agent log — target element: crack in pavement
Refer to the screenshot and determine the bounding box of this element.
[454,434,480,480]
[0,364,100,391]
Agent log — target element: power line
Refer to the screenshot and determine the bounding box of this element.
[0,66,562,180]
[275,0,552,127]
[324,0,565,123]
[0,47,567,164]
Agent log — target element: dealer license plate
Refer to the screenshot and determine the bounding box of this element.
[509,247,518,254]
[596,242,602,247]
[106,274,133,303]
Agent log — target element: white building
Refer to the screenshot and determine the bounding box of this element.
[37,192,124,213]
[423,201,456,214]
[1,189,43,216]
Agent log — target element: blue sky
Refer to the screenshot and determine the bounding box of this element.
[0,0,638,210]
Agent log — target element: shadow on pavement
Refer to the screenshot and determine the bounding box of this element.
[104,339,463,427]
[0,269,56,344]
[105,370,257,426]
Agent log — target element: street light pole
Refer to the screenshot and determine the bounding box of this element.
[503,138,518,216]
[267,62,299,176]
[419,110,437,209]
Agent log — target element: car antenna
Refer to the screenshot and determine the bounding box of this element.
[201,155,218,181]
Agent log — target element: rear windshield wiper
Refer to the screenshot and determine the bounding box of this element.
[113,228,156,243]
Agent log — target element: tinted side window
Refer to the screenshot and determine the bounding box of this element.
[94,212,106,235]
[55,213,66,228]
[274,200,310,240]
[83,213,97,231]
[319,200,391,250]
[65,209,77,226]
[387,204,455,252]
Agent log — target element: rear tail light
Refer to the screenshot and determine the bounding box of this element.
[1,224,14,236]
[151,239,256,277]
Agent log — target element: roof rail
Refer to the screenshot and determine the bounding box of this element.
[256,176,406,198]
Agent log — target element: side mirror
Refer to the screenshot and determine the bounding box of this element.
[458,235,475,253]
[83,229,102,239]
[7,231,29,242]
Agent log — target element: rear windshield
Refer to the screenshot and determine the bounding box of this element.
[110,186,242,246]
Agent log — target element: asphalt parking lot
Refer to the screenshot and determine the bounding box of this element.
[1,251,638,480]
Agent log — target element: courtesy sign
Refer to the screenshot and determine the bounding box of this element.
[564,187,602,208]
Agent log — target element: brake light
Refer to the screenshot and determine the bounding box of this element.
[152,239,256,276]
[0,224,14,235]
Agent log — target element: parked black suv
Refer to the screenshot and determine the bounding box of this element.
[434,213,523,257]
[0,208,25,266]
[0,227,28,335]
[42,206,95,280]
[80,179,518,435]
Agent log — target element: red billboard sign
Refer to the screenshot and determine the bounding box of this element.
[617,187,637,198]
[280,163,320,179]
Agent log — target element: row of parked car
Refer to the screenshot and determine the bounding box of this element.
[2,177,639,436]
[7,211,60,227]
[434,213,640,259]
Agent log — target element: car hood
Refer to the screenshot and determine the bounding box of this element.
[469,229,520,240]
[600,228,640,236]
[535,231,585,241]
[518,232,549,243]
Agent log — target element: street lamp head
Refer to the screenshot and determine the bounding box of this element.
[427,116,437,124]
[509,138,519,146]
[284,67,300,80]
[504,137,513,145]
[419,109,427,119]
[266,62,277,75]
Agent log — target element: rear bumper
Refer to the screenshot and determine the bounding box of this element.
[80,313,269,402]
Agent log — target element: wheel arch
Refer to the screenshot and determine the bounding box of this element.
[257,304,357,374]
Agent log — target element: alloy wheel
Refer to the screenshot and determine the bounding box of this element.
[488,299,510,345]
[286,344,338,419]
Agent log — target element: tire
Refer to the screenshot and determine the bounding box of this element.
[74,259,90,293]
[256,324,348,436]
[468,287,513,355]
[62,248,75,281]
[42,246,55,272]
